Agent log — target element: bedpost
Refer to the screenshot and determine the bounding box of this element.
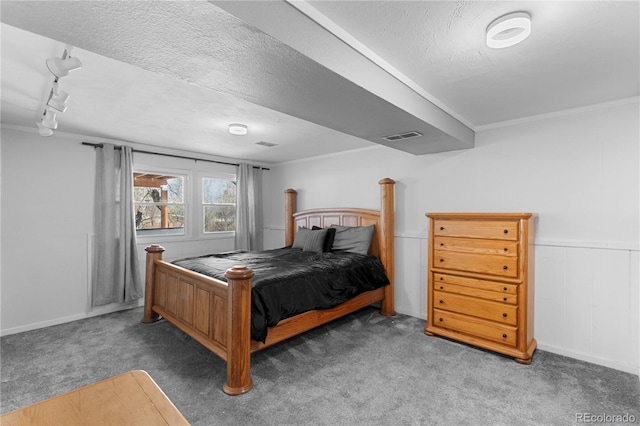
[284,188,297,246]
[223,265,254,395]
[378,178,396,316]
[142,244,165,323]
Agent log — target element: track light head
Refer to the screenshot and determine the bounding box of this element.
[46,56,83,78]
[47,84,70,112]
[41,109,58,130]
[36,121,54,137]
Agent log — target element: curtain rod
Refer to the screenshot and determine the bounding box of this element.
[81,142,269,170]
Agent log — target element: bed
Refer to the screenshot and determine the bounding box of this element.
[142,178,395,395]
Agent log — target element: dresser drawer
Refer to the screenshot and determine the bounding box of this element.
[434,250,519,278]
[433,309,517,346]
[434,290,518,325]
[433,219,519,241]
[434,281,517,304]
[433,273,518,294]
[433,236,518,256]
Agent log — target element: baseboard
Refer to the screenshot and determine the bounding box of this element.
[395,307,426,323]
[394,309,639,377]
[0,299,143,337]
[536,343,639,376]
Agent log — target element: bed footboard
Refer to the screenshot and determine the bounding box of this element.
[142,245,253,395]
[142,177,396,395]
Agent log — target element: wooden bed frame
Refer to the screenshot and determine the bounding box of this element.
[142,178,395,395]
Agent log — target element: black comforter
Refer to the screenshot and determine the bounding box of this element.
[172,248,390,342]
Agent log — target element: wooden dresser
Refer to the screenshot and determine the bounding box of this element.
[424,212,536,363]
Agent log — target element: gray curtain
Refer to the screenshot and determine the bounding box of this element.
[234,163,263,251]
[92,143,143,306]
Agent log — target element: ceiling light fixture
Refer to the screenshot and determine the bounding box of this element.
[46,49,83,78]
[228,123,248,135]
[40,108,58,130]
[36,121,54,137]
[486,12,531,49]
[47,82,70,112]
[37,46,82,137]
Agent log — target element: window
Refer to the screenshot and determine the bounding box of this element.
[133,172,185,236]
[203,177,236,233]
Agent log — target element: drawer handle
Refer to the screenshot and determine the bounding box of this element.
[502,334,507,338]
[439,300,444,304]
[503,287,508,291]
[440,226,445,231]
[440,243,444,247]
[502,313,508,318]
[439,318,443,322]
[439,286,444,290]
[503,229,509,234]
[440,277,444,281]
[440,259,444,262]
[503,265,508,270]
[504,248,508,252]
[503,297,507,301]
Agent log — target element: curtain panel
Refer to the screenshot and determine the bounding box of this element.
[92,144,143,306]
[234,163,263,251]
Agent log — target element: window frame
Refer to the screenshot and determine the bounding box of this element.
[200,171,237,236]
[132,163,237,245]
[133,169,188,239]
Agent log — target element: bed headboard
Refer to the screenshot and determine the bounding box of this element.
[284,178,395,269]
[290,208,381,256]
[284,178,395,316]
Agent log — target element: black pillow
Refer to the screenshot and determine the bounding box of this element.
[312,226,336,252]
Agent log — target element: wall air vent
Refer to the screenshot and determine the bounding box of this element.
[255,141,278,147]
[382,131,423,142]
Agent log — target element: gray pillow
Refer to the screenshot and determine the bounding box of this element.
[330,224,375,255]
[292,227,328,253]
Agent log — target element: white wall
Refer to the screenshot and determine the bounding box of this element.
[263,100,640,374]
[1,129,95,332]
[0,127,239,334]
[2,99,638,375]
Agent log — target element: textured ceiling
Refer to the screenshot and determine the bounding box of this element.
[303,0,639,125]
[1,1,638,164]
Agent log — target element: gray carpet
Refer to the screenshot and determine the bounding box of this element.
[1,306,638,425]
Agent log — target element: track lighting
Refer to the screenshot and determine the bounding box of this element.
[47,82,70,112]
[37,47,82,136]
[46,55,83,78]
[36,121,54,137]
[41,109,58,130]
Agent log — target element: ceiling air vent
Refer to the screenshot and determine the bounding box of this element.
[255,141,278,147]
[382,131,423,142]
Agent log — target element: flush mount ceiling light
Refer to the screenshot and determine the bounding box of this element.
[228,123,248,135]
[486,12,531,49]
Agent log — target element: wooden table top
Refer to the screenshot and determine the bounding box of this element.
[1,370,190,425]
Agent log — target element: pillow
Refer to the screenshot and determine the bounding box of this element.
[329,224,375,255]
[312,226,336,252]
[292,227,328,253]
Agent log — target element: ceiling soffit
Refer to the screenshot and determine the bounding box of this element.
[1,0,474,155]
